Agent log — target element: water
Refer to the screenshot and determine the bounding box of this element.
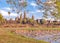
[33,33,60,43]
[15,30,60,43]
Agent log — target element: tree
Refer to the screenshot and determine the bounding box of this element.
[29,15,35,25]
[40,19,46,24]
[29,19,34,24]
[54,0,60,19]
[35,0,59,19]
[8,11,10,15]
[0,13,5,24]
[8,11,11,19]
[6,0,27,14]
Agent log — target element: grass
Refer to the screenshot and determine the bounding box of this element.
[0,28,49,43]
[0,35,49,43]
[13,27,60,31]
[2,27,60,32]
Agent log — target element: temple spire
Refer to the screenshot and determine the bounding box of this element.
[24,11,26,19]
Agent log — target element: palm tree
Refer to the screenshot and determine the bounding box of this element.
[8,11,11,19]
[8,12,10,15]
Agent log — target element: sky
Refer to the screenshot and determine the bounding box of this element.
[0,0,50,20]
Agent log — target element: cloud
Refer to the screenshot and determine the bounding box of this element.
[30,2,37,7]
[0,9,18,19]
[29,10,44,14]
[5,7,11,11]
[29,11,35,14]
[36,10,44,12]
[0,9,9,16]
[1,7,12,11]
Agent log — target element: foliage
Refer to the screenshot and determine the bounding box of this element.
[0,13,3,21]
[29,19,34,24]
[29,15,35,24]
[8,11,10,15]
[0,13,5,24]
[54,0,60,19]
[6,0,60,20]
[40,19,46,24]
[35,0,59,19]
[6,0,27,13]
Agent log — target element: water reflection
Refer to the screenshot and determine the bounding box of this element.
[15,30,60,43]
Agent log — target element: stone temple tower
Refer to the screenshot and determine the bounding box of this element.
[24,11,26,19]
[32,15,34,20]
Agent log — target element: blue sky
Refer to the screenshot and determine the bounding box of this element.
[0,0,46,20]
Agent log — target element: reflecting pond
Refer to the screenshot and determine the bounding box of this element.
[15,30,60,43]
